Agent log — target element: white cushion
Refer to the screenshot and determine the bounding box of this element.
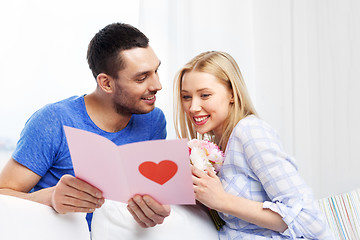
[91,200,218,240]
[0,194,90,240]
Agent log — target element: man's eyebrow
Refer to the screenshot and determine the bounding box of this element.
[133,61,161,78]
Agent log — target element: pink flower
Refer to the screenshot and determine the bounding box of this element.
[188,139,225,173]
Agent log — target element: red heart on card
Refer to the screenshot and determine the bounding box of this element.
[138,160,178,185]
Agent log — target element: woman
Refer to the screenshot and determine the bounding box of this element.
[173,51,332,239]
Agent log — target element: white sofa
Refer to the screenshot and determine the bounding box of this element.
[0,194,90,240]
[1,189,359,240]
[0,194,218,240]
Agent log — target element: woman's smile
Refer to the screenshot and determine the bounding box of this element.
[193,115,210,125]
[181,70,233,139]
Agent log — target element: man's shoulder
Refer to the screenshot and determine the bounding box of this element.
[148,107,165,116]
[25,95,84,128]
[37,95,83,115]
[129,107,166,140]
[133,107,165,121]
[50,95,83,109]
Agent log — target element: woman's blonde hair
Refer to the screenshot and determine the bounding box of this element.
[173,51,258,150]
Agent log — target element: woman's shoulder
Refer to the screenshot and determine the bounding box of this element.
[234,115,272,131]
[231,115,279,141]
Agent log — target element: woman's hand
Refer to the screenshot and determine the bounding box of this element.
[192,166,227,211]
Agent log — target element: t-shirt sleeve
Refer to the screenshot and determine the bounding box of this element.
[12,105,63,177]
[149,107,167,140]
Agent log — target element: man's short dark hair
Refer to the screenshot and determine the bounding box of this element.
[87,23,149,79]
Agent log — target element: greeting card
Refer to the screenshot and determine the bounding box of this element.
[63,126,195,205]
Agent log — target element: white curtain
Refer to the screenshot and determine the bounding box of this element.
[139,0,257,140]
[139,0,360,198]
[290,0,360,198]
[0,0,359,199]
[0,0,139,147]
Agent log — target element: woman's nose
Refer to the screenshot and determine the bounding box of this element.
[189,99,201,113]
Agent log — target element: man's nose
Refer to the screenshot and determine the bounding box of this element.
[149,74,162,92]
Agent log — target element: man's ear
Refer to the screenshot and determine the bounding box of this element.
[96,73,114,93]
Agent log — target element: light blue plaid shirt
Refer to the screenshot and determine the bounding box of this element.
[218,115,333,239]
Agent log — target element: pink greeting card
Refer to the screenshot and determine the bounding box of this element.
[63,126,195,205]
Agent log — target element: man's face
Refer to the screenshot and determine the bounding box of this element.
[112,46,162,115]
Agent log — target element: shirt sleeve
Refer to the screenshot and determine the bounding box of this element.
[12,105,62,177]
[239,120,333,239]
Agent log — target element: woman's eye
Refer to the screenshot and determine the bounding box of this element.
[201,94,211,98]
[182,95,191,100]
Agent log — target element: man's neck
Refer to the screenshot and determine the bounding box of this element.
[84,92,131,133]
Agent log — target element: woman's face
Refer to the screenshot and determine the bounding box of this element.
[181,70,233,140]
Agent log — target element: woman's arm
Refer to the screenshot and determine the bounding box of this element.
[192,166,287,232]
[224,118,331,239]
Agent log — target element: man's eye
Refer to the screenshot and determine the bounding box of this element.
[137,76,147,82]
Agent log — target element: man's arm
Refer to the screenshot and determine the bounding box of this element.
[125,108,171,227]
[127,195,171,228]
[0,158,104,213]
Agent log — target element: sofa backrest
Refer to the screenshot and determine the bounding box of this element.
[317,189,360,239]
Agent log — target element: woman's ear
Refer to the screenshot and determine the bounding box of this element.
[230,93,235,104]
[96,73,114,93]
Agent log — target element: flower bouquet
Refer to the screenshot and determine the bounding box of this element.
[187,139,225,230]
[188,139,225,173]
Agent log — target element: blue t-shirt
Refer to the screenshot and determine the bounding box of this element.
[12,95,167,229]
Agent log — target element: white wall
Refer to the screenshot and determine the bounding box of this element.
[291,0,360,197]
[248,0,360,198]
[1,0,359,199]
[139,0,360,199]
[0,0,139,146]
[139,0,257,140]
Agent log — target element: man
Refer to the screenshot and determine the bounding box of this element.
[0,22,170,229]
